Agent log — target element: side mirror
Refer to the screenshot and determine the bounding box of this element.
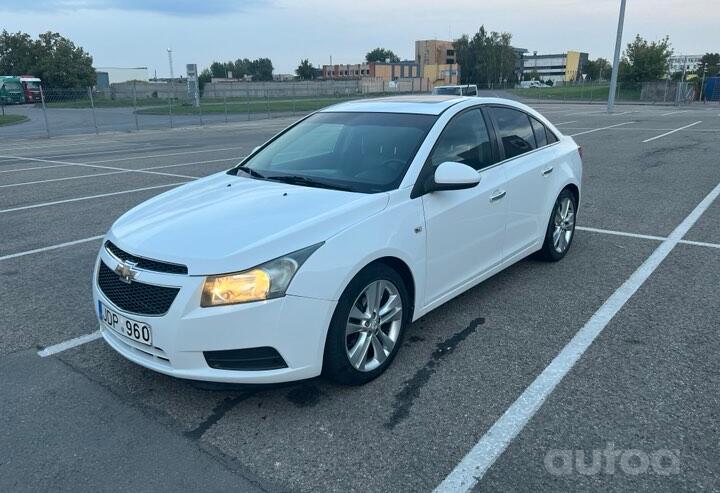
[428,162,481,192]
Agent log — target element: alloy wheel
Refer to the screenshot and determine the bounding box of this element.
[552,196,576,253]
[345,280,403,372]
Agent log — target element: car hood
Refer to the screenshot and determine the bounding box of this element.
[108,173,389,275]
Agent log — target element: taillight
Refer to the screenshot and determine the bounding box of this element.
[577,146,583,159]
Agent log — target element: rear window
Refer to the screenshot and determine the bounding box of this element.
[489,107,537,159]
[432,87,462,96]
[530,117,548,147]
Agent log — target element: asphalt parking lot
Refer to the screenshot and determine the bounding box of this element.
[1,101,719,492]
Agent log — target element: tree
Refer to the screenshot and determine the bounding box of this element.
[527,69,540,81]
[453,26,517,87]
[584,58,612,81]
[366,48,400,63]
[619,35,672,84]
[206,57,274,81]
[696,53,720,77]
[0,30,95,88]
[296,59,315,80]
[198,68,212,94]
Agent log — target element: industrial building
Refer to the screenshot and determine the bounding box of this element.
[415,39,459,86]
[521,51,588,83]
[321,61,420,81]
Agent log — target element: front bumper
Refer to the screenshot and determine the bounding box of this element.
[92,246,336,384]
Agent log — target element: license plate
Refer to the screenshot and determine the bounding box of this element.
[98,301,152,346]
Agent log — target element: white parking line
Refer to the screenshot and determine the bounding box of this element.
[552,121,577,126]
[661,110,687,116]
[576,226,666,242]
[577,226,720,249]
[642,121,703,142]
[0,155,195,179]
[0,235,104,261]
[569,121,635,137]
[0,182,188,214]
[434,180,720,492]
[0,156,242,188]
[37,331,102,357]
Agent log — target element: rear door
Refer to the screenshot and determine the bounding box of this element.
[487,106,558,260]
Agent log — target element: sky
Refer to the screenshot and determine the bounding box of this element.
[1,0,717,76]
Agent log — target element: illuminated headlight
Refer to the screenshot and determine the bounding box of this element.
[200,243,323,307]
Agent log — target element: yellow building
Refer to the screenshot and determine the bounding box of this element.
[415,39,460,87]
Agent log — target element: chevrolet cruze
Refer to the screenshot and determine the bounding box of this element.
[93,96,582,385]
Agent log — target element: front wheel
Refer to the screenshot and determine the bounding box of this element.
[323,264,409,385]
[537,189,577,261]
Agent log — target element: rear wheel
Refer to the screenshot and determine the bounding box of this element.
[323,264,409,385]
[537,189,577,261]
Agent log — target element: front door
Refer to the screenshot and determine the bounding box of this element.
[421,108,508,307]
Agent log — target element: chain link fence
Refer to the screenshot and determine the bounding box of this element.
[0,78,713,139]
[482,79,702,105]
[0,79,427,139]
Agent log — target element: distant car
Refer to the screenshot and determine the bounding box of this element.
[518,81,548,89]
[93,95,582,386]
[432,84,478,96]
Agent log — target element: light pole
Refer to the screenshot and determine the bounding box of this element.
[607,0,627,113]
[699,63,708,103]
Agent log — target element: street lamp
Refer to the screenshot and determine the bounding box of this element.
[699,63,708,103]
[607,0,627,113]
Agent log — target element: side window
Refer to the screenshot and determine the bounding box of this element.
[546,128,559,144]
[489,107,537,159]
[530,117,548,147]
[429,109,494,171]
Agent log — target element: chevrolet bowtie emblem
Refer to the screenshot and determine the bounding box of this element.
[115,260,138,284]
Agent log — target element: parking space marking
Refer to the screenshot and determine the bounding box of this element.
[569,121,635,137]
[576,226,666,242]
[0,182,188,214]
[0,235,104,261]
[577,226,720,250]
[552,121,577,126]
[661,110,688,116]
[0,138,125,153]
[37,331,102,357]
[435,180,720,492]
[0,156,242,189]
[642,121,703,142]
[0,155,196,179]
[0,163,74,174]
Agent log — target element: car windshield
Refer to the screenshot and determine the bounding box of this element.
[231,112,437,193]
[433,87,462,95]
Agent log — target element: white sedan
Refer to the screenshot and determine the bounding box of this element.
[93,96,582,385]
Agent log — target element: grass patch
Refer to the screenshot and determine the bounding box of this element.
[0,114,28,126]
[509,84,641,102]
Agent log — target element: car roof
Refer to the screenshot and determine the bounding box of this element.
[320,95,521,116]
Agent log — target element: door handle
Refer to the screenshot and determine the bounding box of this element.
[542,167,554,176]
[490,190,506,202]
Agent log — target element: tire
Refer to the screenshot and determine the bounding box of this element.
[323,263,410,385]
[537,188,577,262]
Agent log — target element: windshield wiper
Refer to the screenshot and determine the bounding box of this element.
[234,165,266,179]
[264,174,354,192]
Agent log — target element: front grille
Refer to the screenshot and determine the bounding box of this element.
[105,241,188,275]
[98,261,180,316]
[204,347,288,371]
